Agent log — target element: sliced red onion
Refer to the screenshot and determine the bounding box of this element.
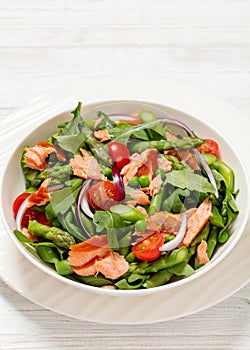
[75,180,93,239]
[192,149,219,198]
[15,197,29,231]
[48,184,64,192]
[77,179,94,219]
[159,213,187,252]
[158,116,219,198]
[112,164,125,201]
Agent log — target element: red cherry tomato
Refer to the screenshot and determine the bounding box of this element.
[21,208,40,227]
[21,209,52,228]
[132,233,164,262]
[37,213,53,226]
[87,181,120,211]
[107,142,130,170]
[12,193,30,219]
[197,139,219,156]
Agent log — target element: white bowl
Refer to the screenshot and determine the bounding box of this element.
[1,99,249,297]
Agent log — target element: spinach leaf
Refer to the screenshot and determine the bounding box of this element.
[53,134,85,154]
[165,169,216,194]
[49,187,81,216]
[93,211,125,249]
[163,188,190,213]
[112,119,160,145]
[210,205,225,228]
[95,111,116,130]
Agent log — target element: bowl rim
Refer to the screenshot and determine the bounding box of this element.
[1,98,249,297]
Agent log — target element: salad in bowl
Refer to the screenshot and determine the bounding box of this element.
[9,101,240,291]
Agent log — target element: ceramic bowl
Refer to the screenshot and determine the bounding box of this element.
[1,99,249,296]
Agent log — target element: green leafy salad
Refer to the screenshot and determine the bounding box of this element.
[12,102,239,290]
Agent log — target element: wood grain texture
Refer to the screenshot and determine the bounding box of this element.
[0,0,249,349]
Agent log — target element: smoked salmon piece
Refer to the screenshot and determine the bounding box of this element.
[68,235,129,280]
[196,240,209,265]
[24,142,66,171]
[157,156,172,172]
[181,198,212,247]
[145,208,196,234]
[27,178,52,208]
[68,235,110,267]
[165,131,199,170]
[70,148,106,180]
[121,149,158,185]
[94,252,129,280]
[71,258,99,276]
[21,228,39,242]
[129,189,151,205]
[93,129,111,142]
[143,173,163,197]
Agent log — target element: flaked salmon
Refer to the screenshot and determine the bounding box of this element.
[68,235,129,280]
[70,148,106,180]
[27,178,52,208]
[143,173,163,197]
[71,258,99,276]
[196,240,209,265]
[157,156,172,172]
[94,252,129,280]
[145,208,196,233]
[21,228,39,242]
[165,131,199,170]
[129,189,150,205]
[24,141,66,171]
[121,149,158,185]
[101,285,117,290]
[68,235,110,267]
[181,198,212,247]
[94,129,111,142]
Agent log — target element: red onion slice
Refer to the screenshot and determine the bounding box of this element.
[159,214,187,251]
[15,197,29,231]
[77,179,94,219]
[48,184,65,193]
[112,164,125,201]
[75,180,94,239]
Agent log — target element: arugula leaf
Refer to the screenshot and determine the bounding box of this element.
[49,187,81,216]
[162,188,190,213]
[62,102,85,135]
[93,211,125,249]
[95,111,116,130]
[53,134,84,154]
[112,119,160,145]
[165,169,216,194]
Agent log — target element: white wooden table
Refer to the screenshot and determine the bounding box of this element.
[0,1,249,348]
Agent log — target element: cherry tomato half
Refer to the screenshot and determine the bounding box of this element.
[132,232,164,262]
[12,193,30,219]
[87,181,120,211]
[21,209,52,228]
[197,139,219,156]
[21,208,40,227]
[107,141,130,170]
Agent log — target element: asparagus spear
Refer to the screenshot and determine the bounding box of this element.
[39,165,72,181]
[143,269,173,288]
[148,186,165,215]
[134,247,189,274]
[130,137,204,153]
[28,220,75,249]
[80,125,112,166]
